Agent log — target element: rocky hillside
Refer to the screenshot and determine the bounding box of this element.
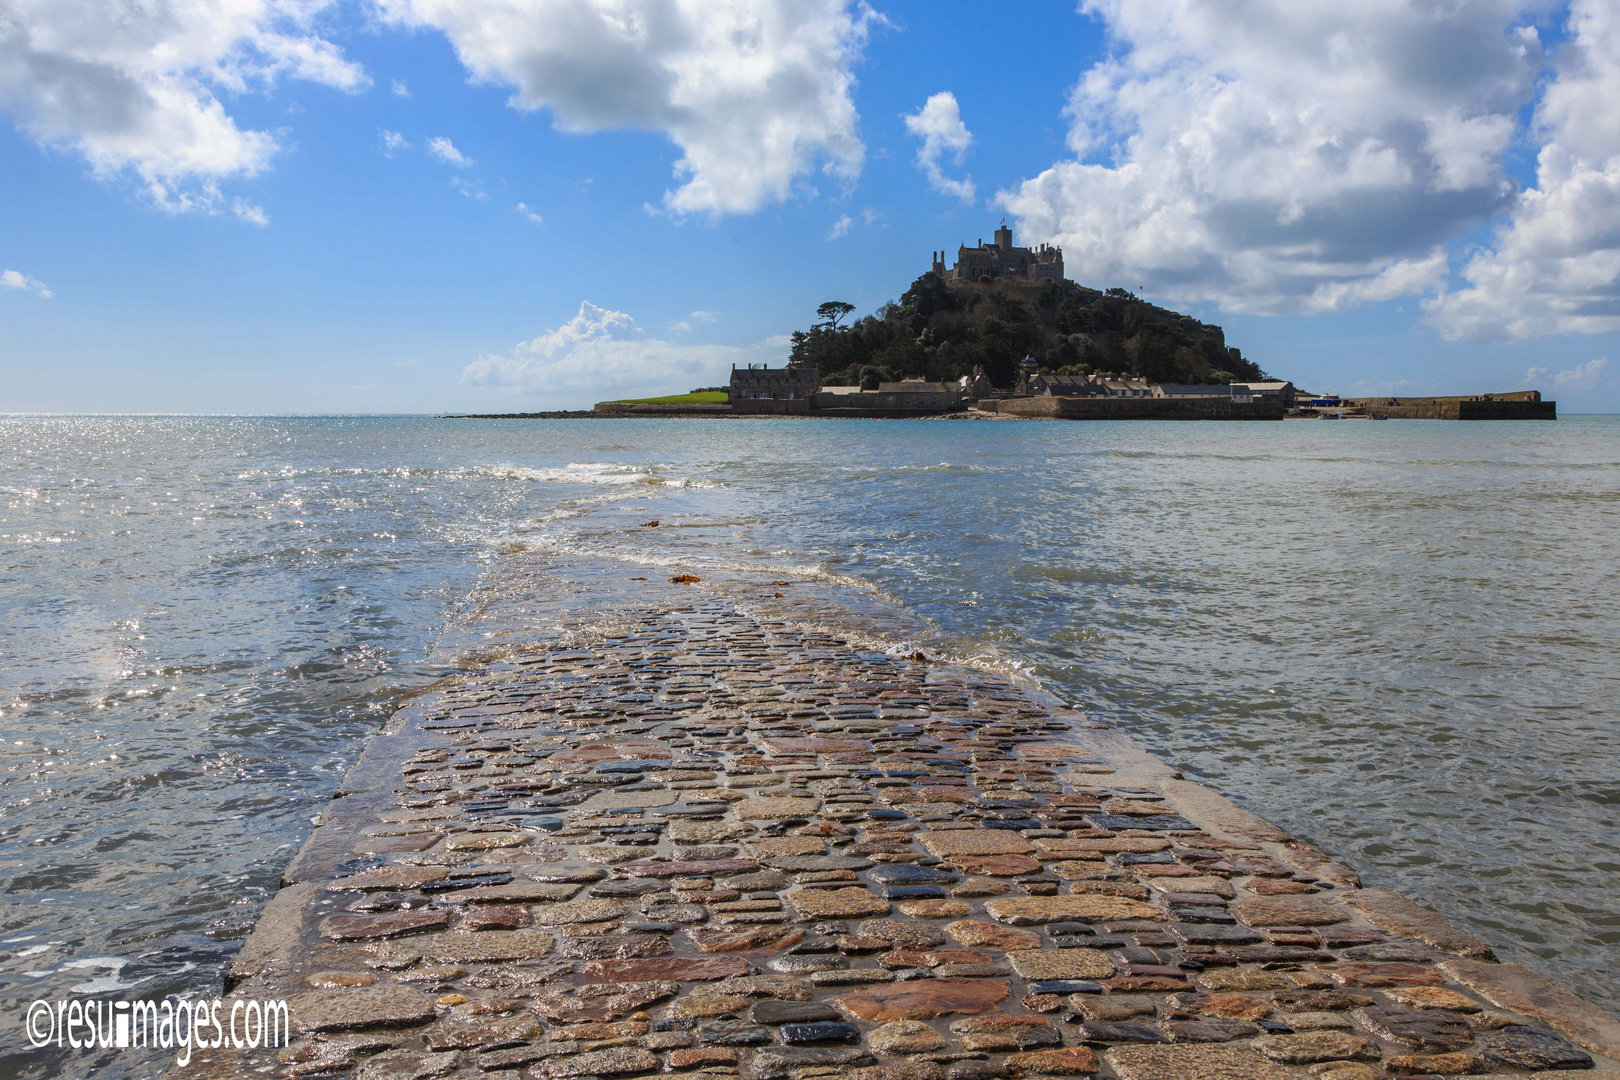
[789,273,1268,389]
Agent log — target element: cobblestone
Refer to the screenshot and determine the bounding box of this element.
[203,565,1620,1078]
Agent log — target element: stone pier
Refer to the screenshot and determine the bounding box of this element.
[190,556,1620,1080]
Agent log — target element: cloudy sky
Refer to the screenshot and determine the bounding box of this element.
[2,0,1618,412]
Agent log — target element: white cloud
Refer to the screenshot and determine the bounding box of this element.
[377,0,878,216]
[1000,0,1538,314]
[392,79,411,97]
[516,201,544,224]
[1523,356,1609,392]
[451,176,488,199]
[427,136,472,167]
[827,214,853,240]
[381,130,412,155]
[669,310,719,334]
[1428,1,1620,341]
[902,91,975,202]
[2,269,51,298]
[462,300,785,397]
[0,0,366,216]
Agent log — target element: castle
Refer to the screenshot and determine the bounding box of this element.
[931,223,1064,284]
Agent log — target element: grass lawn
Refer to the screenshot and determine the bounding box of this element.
[608,391,729,405]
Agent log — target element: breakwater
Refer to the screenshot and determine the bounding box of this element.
[1342,393,1555,420]
[192,555,1620,1080]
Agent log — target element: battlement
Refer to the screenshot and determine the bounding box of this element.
[934,222,1063,284]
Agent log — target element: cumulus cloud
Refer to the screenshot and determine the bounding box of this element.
[903,91,974,202]
[0,0,366,216]
[2,269,51,297]
[1428,1,1620,340]
[516,201,544,224]
[427,136,472,166]
[381,130,412,155]
[1523,356,1609,392]
[392,79,411,97]
[827,214,853,240]
[378,0,876,216]
[463,301,785,397]
[1000,0,1538,314]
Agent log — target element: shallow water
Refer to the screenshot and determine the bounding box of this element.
[1,414,1616,1074]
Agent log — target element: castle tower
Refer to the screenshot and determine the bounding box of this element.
[994,223,1012,251]
[932,251,946,276]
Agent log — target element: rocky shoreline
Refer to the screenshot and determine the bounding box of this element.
[191,556,1620,1080]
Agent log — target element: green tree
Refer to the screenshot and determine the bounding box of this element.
[815,301,856,330]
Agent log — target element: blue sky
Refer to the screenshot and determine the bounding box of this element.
[2,0,1618,413]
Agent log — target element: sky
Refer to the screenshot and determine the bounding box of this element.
[2,0,1619,413]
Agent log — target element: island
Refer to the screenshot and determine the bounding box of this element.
[457,224,1556,421]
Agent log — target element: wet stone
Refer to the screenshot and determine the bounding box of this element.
[288,986,438,1033]
[619,857,759,877]
[532,898,627,925]
[788,886,891,919]
[1080,1021,1165,1044]
[1006,1047,1100,1075]
[984,896,1166,925]
[951,1014,1062,1051]
[882,885,947,900]
[1250,1031,1380,1064]
[583,955,748,981]
[558,931,673,960]
[1006,948,1115,980]
[1383,1050,1484,1074]
[533,1046,659,1077]
[753,1000,843,1024]
[897,898,971,918]
[1107,1043,1312,1080]
[1270,990,1373,1012]
[304,971,377,988]
[353,1048,460,1080]
[1478,1025,1596,1070]
[767,855,875,872]
[837,978,1011,1021]
[423,1014,543,1050]
[1353,1005,1473,1051]
[869,865,958,886]
[869,1018,949,1054]
[456,904,529,931]
[1316,961,1444,988]
[1232,897,1348,927]
[750,1046,877,1078]
[419,931,554,963]
[856,918,947,948]
[920,831,1035,857]
[1191,968,1294,992]
[1162,1018,1260,1042]
[781,1021,862,1044]
[945,918,1041,949]
[697,1018,773,1045]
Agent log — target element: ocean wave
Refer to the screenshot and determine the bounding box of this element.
[474,462,716,488]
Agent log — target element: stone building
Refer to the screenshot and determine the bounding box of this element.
[728,364,821,414]
[1032,372,1152,398]
[931,223,1064,283]
[729,364,820,401]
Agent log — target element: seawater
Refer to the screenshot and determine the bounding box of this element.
[1,414,1616,1071]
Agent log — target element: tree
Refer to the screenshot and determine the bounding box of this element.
[816,301,856,330]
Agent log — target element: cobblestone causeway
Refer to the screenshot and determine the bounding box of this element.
[189,558,1620,1080]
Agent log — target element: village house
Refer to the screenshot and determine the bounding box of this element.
[728,364,820,401]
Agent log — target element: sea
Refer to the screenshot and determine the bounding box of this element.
[1,414,1616,1075]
